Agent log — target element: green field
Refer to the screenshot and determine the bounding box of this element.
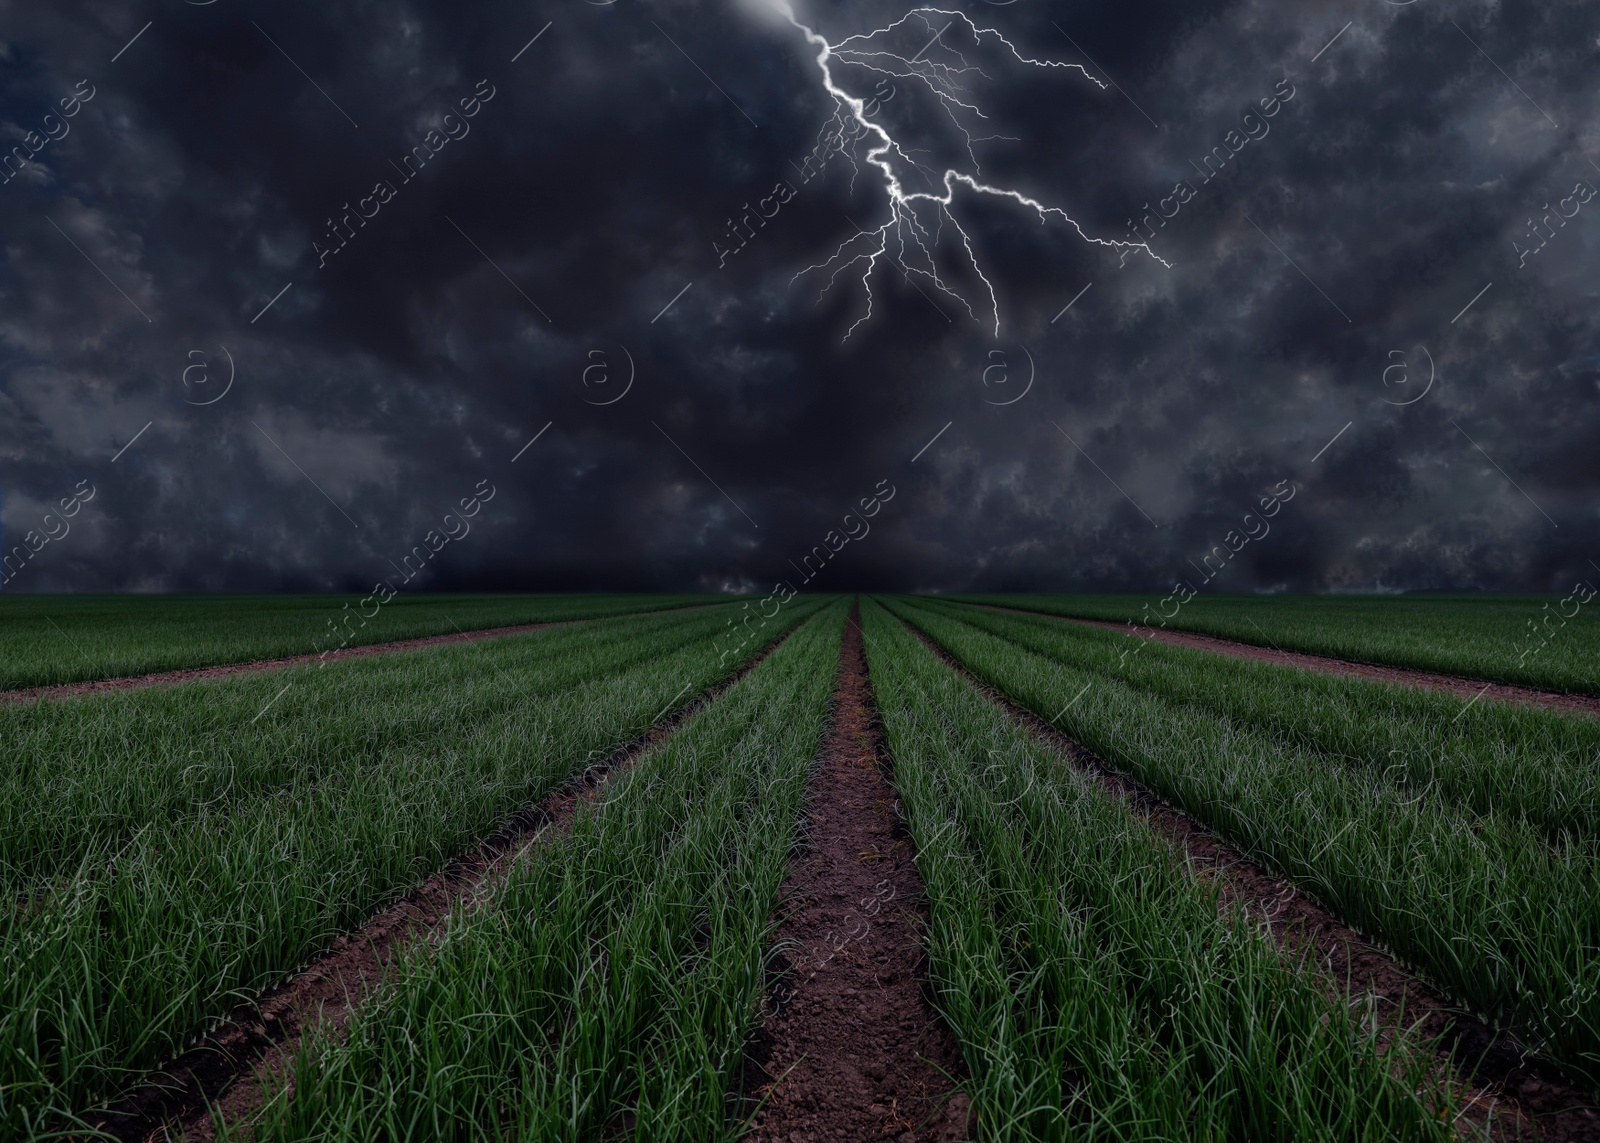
[861,599,1457,1140]
[0,593,708,691]
[948,592,1600,694]
[3,599,825,1138]
[5,592,1595,1140]
[249,600,847,1140]
[890,596,1600,1091]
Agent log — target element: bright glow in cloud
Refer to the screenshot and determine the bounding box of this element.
[774,4,1167,338]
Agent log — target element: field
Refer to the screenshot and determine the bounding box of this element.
[4,593,1597,1140]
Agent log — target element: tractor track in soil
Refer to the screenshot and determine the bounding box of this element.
[968,602,1600,718]
[899,613,1600,1143]
[81,629,795,1143]
[744,603,970,1143]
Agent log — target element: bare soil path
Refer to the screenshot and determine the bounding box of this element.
[970,602,1600,718]
[3,604,718,708]
[2,623,561,708]
[85,629,793,1143]
[746,604,970,1143]
[900,614,1600,1143]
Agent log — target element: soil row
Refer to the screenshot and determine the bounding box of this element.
[84,630,793,1143]
[897,613,1599,1143]
[3,604,718,708]
[3,622,562,708]
[745,603,968,1142]
[973,603,1600,718]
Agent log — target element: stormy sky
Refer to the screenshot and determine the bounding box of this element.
[0,0,1596,594]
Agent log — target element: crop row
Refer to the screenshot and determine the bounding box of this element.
[0,592,709,691]
[951,592,1600,695]
[927,600,1600,839]
[885,595,1600,1091]
[860,599,1456,1141]
[3,598,827,1138]
[238,600,848,1141]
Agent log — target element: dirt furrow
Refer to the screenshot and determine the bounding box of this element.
[898,613,1600,1143]
[83,632,794,1143]
[3,603,718,708]
[968,602,1600,718]
[3,623,563,708]
[745,603,969,1143]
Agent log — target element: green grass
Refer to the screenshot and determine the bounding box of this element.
[947,593,1600,694]
[929,598,1600,840]
[884,595,1600,1093]
[859,599,1458,1141]
[3,598,830,1140]
[0,593,711,690]
[238,600,848,1142]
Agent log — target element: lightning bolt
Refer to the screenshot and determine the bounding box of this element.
[774,4,1167,339]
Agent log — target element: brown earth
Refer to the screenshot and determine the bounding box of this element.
[899,614,1600,1143]
[972,603,1600,718]
[82,627,794,1143]
[745,603,970,1143]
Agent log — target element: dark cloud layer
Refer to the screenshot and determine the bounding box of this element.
[1,0,1596,595]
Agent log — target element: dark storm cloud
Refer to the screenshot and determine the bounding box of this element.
[0,0,1596,600]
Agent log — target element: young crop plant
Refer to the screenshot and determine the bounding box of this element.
[858,598,1460,1142]
[885,595,1600,1093]
[2,598,828,1140]
[0,592,712,691]
[926,597,1600,841]
[238,601,848,1142]
[951,592,1600,695]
